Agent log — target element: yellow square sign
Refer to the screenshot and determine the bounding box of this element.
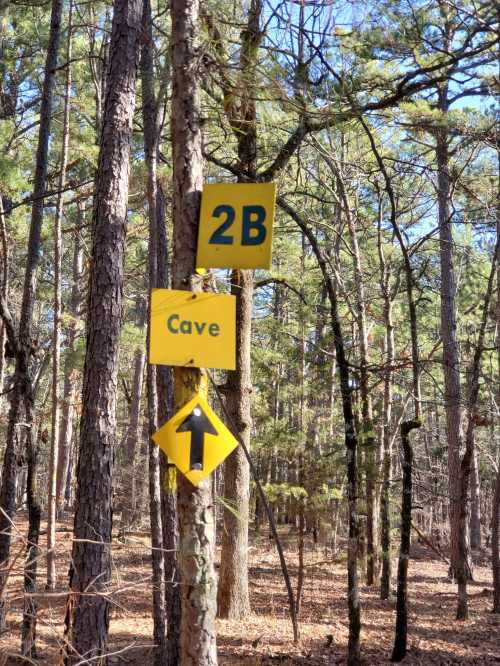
[152,394,238,486]
[149,289,236,370]
[196,182,276,269]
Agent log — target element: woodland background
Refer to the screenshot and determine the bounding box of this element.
[0,0,498,664]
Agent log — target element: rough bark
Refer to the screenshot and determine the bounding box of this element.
[20,411,42,658]
[379,249,395,600]
[171,0,218,662]
[47,1,73,590]
[0,0,64,632]
[0,196,7,408]
[218,268,252,618]
[141,0,170,658]
[346,198,377,586]
[65,0,142,658]
[436,116,467,581]
[215,0,262,618]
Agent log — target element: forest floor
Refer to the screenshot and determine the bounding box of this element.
[0,514,499,665]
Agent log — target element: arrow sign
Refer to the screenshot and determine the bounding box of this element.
[151,394,238,486]
[176,404,218,470]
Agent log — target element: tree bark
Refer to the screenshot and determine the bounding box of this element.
[391,420,420,662]
[0,196,7,409]
[218,269,252,618]
[141,0,171,658]
[120,329,146,532]
[65,0,142,658]
[0,0,64,632]
[379,229,395,600]
[436,119,467,581]
[204,2,263,620]
[56,208,84,513]
[469,446,481,549]
[171,0,218,662]
[47,0,73,590]
[456,240,498,620]
[493,467,500,613]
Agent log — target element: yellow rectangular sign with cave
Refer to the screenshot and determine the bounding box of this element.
[149,289,236,370]
[196,182,276,269]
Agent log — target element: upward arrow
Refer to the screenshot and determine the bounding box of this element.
[176,404,218,471]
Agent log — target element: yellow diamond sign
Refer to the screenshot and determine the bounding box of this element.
[152,394,238,486]
[149,288,236,370]
[196,182,276,269]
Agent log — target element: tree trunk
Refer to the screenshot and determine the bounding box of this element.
[65,0,142,658]
[141,0,171,658]
[0,196,7,409]
[212,0,263,620]
[436,124,465,581]
[47,0,73,590]
[456,240,497,620]
[493,467,500,613]
[469,445,481,549]
[20,411,42,658]
[0,0,64,631]
[171,0,217,662]
[217,269,252,619]
[56,213,84,513]
[391,420,420,662]
[120,334,146,532]
[380,288,395,599]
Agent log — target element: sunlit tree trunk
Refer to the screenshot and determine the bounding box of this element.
[47,0,73,590]
[56,210,84,513]
[65,0,142,657]
[142,0,170,658]
[171,0,217,662]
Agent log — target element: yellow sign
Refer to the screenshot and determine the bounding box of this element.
[149,289,236,370]
[152,394,238,486]
[196,182,276,269]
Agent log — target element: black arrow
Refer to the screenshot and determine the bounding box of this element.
[176,404,218,471]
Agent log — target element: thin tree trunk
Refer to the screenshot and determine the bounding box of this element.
[456,240,498,620]
[218,268,252,619]
[0,0,64,632]
[65,0,142,658]
[171,0,217,662]
[142,0,169,658]
[277,197,360,665]
[156,191,180,666]
[469,446,481,549]
[120,332,146,532]
[56,213,84,513]
[379,250,395,600]
[0,196,7,408]
[492,120,500,614]
[493,467,500,613]
[391,419,420,662]
[358,117,422,659]
[212,0,263,620]
[20,409,42,658]
[47,0,73,590]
